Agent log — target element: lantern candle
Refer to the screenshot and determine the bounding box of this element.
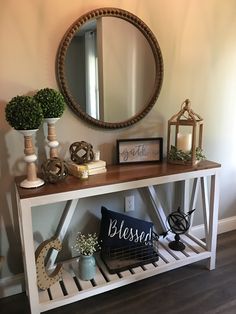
[177,133,192,152]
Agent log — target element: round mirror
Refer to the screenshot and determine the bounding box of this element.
[56,8,163,129]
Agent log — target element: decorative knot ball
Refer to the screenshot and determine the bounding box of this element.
[41,158,68,183]
[69,141,94,164]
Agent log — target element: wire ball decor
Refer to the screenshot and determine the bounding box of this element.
[69,141,94,164]
[41,158,68,183]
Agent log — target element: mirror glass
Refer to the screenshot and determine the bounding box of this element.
[57,8,163,129]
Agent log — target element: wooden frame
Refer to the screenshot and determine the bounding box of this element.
[117,137,163,164]
[56,7,163,129]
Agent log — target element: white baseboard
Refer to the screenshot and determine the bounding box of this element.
[191,215,236,239]
[218,215,236,234]
[1,215,236,299]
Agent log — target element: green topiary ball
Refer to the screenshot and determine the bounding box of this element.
[5,95,44,130]
[34,88,66,118]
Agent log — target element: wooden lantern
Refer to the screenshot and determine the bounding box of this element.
[167,99,204,165]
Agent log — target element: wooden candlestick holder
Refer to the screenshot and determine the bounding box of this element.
[45,118,60,158]
[19,130,44,188]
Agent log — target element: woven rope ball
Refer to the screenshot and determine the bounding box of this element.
[69,141,94,164]
[41,158,68,183]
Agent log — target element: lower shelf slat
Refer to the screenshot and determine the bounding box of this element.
[49,281,64,300]
[93,266,107,285]
[62,270,78,295]
[39,235,212,312]
[38,290,50,303]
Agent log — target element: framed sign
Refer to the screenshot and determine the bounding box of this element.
[117,137,163,164]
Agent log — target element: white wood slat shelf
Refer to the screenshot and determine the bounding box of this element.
[38,233,209,311]
[38,234,211,312]
[15,160,221,313]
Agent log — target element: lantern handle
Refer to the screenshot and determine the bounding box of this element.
[181,99,203,121]
[181,99,191,110]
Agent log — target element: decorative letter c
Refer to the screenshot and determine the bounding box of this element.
[35,237,63,290]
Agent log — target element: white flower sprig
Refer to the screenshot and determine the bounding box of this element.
[73,232,100,256]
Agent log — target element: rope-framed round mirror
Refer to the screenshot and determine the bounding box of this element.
[56,7,164,129]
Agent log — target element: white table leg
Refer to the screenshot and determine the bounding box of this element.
[20,199,41,314]
[206,172,220,270]
[201,176,210,239]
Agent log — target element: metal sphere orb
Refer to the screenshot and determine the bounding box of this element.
[69,141,94,164]
[166,207,195,251]
[167,211,190,235]
[41,158,68,183]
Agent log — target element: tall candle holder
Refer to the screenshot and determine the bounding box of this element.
[19,130,44,188]
[5,94,44,188]
[33,88,66,159]
[45,118,60,158]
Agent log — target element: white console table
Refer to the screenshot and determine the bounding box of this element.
[15,160,220,314]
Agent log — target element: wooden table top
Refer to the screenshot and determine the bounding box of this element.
[15,160,221,200]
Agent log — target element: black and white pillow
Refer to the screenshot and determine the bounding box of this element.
[99,206,154,249]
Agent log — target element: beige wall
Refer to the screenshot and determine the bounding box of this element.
[1,0,236,282]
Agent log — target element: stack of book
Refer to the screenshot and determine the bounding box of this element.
[85,160,107,175]
[68,160,107,177]
[67,163,87,178]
